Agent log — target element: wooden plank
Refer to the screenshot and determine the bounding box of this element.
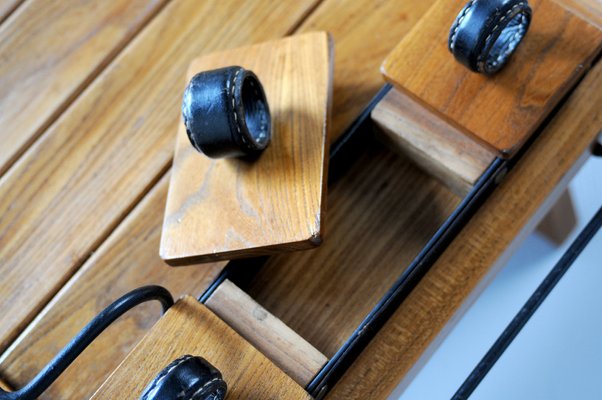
[246,146,461,358]
[298,0,435,140]
[536,189,577,244]
[329,56,602,400]
[0,0,320,359]
[206,279,327,386]
[382,0,602,157]
[372,88,496,196]
[559,0,602,27]
[92,297,311,400]
[0,175,226,400]
[0,0,168,176]
[0,377,11,391]
[161,32,333,264]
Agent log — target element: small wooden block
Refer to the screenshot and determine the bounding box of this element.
[92,297,311,399]
[205,279,327,386]
[372,88,496,196]
[161,32,333,265]
[382,0,602,157]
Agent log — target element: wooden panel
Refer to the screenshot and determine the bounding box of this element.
[382,0,602,156]
[206,279,327,386]
[559,0,602,27]
[329,57,602,400]
[372,88,496,196]
[0,175,225,400]
[0,0,319,357]
[537,189,577,244]
[161,32,332,264]
[0,0,167,176]
[92,297,311,400]
[298,0,435,140]
[0,378,10,391]
[246,145,461,357]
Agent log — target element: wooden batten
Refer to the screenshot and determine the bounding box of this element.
[92,297,310,399]
[161,32,333,265]
[372,88,496,196]
[206,280,327,387]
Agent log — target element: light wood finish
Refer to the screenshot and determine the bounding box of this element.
[372,88,496,196]
[0,175,226,400]
[559,0,602,27]
[161,32,333,265]
[0,0,167,176]
[0,0,319,355]
[247,146,460,358]
[0,378,10,391]
[298,0,434,140]
[382,0,602,157]
[330,57,602,400]
[206,279,327,386]
[92,297,311,400]
[537,189,578,244]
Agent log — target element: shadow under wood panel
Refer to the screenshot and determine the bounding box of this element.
[0,0,168,176]
[0,0,320,356]
[245,143,461,358]
[0,174,226,400]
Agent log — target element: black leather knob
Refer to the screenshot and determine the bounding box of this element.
[448,0,532,75]
[182,66,271,159]
[140,355,227,400]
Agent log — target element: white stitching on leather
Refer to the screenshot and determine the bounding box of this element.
[141,355,194,400]
[184,377,223,399]
[449,0,476,51]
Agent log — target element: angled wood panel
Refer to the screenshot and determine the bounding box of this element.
[92,297,310,400]
[0,175,225,399]
[382,0,602,156]
[0,0,320,355]
[0,0,167,176]
[0,0,23,24]
[161,32,332,264]
[330,57,602,400]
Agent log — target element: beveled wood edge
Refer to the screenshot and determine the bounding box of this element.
[206,279,328,386]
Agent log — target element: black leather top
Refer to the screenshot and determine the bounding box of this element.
[182,66,271,158]
[448,0,532,75]
[140,355,227,400]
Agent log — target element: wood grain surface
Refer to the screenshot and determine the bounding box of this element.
[92,297,311,400]
[0,0,319,356]
[372,88,496,196]
[161,32,333,264]
[382,0,602,157]
[560,0,602,27]
[330,57,602,400]
[0,0,431,396]
[0,0,167,176]
[246,145,460,358]
[0,175,225,400]
[0,0,23,24]
[206,279,327,386]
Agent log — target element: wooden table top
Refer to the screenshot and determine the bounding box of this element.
[0,1,600,399]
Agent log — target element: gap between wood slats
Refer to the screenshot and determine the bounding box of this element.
[0,0,173,179]
[0,0,25,25]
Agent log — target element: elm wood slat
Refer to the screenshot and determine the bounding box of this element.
[0,0,319,357]
[92,297,311,400]
[382,0,602,157]
[205,279,328,386]
[298,0,435,141]
[0,0,168,176]
[372,88,496,196]
[329,56,602,400]
[246,145,461,358]
[0,0,431,395]
[0,174,226,400]
[161,32,333,265]
[559,0,602,27]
